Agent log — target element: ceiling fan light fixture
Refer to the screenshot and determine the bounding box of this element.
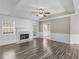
[39,9,44,14]
[35,8,50,17]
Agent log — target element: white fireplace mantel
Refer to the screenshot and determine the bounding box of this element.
[16,30,33,43]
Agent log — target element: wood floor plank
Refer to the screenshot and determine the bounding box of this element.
[0,38,79,59]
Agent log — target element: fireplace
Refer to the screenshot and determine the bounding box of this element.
[20,34,29,40]
[17,31,32,43]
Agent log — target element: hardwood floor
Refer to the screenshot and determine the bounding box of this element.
[0,38,79,59]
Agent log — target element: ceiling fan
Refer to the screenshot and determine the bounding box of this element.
[32,8,51,17]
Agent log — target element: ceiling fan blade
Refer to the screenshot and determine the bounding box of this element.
[44,12,50,14]
[43,15,47,17]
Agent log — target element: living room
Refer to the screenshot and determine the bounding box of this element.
[0,0,79,59]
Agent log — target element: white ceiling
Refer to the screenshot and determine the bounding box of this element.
[0,0,75,20]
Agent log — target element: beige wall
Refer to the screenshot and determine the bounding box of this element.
[71,15,79,34]
[39,17,70,34]
[70,14,79,44]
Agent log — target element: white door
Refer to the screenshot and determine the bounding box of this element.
[43,23,51,39]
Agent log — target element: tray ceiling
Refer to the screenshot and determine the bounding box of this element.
[0,0,75,20]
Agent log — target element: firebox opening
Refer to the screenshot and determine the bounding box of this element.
[20,34,29,40]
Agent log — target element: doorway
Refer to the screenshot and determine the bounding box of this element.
[43,23,51,39]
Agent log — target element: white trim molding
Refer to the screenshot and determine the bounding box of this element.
[70,34,79,44]
[39,32,70,44]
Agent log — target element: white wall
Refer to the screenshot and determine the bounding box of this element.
[15,17,39,43]
[73,0,79,14]
[59,0,75,13]
[15,18,33,43]
[0,16,2,45]
[0,15,39,46]
[0,16,16,46]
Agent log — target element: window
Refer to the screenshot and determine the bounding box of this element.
[2,16,15,34]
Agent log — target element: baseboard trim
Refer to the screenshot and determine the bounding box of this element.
[70,34,79,44]
[0,42,16,46]
[39,32,70,44]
